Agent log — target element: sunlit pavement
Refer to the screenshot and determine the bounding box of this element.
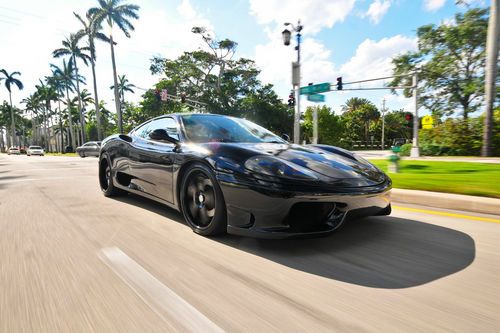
[1,154,499,332]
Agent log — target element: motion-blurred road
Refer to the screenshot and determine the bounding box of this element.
[1,154,499,332]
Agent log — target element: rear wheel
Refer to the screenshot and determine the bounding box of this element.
[99,155,126,197]
[180,163,227,236]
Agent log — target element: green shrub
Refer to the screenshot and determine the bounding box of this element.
[399,143,413,156]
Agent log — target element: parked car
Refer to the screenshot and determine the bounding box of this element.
[99,113,392,238]
[7,147,21,155]
[76,141,101,157]
[27,146,45,156]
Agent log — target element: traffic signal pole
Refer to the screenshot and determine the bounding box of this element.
[293,32,302,144]
[410,72,420,157]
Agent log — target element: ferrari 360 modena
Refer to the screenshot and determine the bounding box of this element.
[98,113,391,238]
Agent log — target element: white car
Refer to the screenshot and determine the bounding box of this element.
[7,147,21,155]
[27,146,45,156]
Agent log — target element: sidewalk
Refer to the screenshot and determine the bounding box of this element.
[391,188,500,216]
[352,150,500,163]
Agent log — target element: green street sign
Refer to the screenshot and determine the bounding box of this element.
[300,82,330,95]
[307,94,325,102]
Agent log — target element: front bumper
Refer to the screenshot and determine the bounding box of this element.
[217,172,391,239]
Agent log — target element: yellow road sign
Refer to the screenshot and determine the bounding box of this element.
[422,115,434,129]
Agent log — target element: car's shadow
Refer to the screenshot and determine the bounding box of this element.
[113,194,476,289]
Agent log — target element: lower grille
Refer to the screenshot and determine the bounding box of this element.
[284,202,339,232]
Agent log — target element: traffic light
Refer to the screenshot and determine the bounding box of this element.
[405,112,413,128]
[336,77,343,90]
[180,92,187,103]
[287,91,295,107]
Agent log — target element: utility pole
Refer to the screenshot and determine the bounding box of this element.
[283,20,303,144]
[381,99,386,150]
[482,0,499,157]
[313,107,318,144]
[410,73,420,157]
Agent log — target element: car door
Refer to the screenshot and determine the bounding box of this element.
[128,117,179,203]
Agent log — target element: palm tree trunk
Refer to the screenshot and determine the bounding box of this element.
[0,127,4,151]
[9,91,16,147]
[58,100,64,153]
[73,56,86,144]
[43,106,49,152]
[65,87,76,150]
[90,41,103,141]
[109,34,122,134]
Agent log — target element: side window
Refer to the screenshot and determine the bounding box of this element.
[132,121,151,138]
[145,117,180,141]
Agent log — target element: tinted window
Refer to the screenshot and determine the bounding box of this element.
[29,146,42,149]
[143,117,179,141]
[181,115,285,144]
[131,121,152,138]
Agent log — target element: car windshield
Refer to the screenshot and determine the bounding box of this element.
[181,114,286,144]
[30,146,42,149]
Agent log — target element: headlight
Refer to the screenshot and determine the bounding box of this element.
[244,155,318,180]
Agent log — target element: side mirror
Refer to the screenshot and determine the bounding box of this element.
[281,133,290,142]
[149,128,179,145]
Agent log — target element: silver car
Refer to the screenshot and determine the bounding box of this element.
[27,146,45,156]
[76,141,101,157]
[7,147,21,155]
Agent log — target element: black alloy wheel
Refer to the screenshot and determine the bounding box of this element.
[99,155,125,197]
[180,163,227,236]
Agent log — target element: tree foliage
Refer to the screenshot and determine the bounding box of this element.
[390,8,488,119]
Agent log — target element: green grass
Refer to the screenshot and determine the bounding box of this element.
[44,152,78,157]
[370,160,500,198]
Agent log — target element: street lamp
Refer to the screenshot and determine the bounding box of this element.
[282,20,303,144]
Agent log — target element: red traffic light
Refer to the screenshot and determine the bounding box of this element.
[405,113,413,121]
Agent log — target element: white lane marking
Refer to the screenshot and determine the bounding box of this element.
[98,247,224,333]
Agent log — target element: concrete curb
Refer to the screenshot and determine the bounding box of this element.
[391,188,500,215]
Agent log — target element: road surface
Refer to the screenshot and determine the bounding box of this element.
[1,154,499,332]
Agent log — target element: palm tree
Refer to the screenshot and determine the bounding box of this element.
[110,74,135,107]
[74,10,111,141]
[0,69,24,147]
[46,74,67,152]
[89,0,140,134]
[53,33,91,144]
[341,97,373,113]
[34,80,59,152]
[50,60,84,150]
[22,94,43,146]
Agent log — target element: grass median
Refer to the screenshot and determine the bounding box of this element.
[370,160,500,198]
[44,152,79,157]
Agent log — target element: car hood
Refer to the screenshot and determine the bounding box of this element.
[203,142,387,187]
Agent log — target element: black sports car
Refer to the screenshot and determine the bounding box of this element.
[99,113,391,238]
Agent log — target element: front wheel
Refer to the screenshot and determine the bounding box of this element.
[180,163,227,236]
[99,155,126,197]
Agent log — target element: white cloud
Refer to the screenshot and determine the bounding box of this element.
[364,0,391,24]
[0,0,214,111]
[423,0,446,12]
[249,0,356,35]
[339,35,417,82]
[255,32,336,95]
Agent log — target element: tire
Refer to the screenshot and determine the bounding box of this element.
[99,154,126,197]
[180,163,227,236]
[79,151,86,158]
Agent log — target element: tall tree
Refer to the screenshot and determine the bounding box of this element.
[0,69,23,147]
[89,0,140,134]
[390,8,489,119]
[53,33,91,143]
[110,74,135,107]
[74,10,110,141]
[50,60,83,150]
[34,80,58,151]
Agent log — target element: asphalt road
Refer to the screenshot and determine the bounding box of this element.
[1,154,499,332]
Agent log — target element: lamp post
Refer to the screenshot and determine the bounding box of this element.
[282,20,303,144]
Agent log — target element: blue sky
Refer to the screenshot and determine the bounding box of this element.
[0,0,484,117]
